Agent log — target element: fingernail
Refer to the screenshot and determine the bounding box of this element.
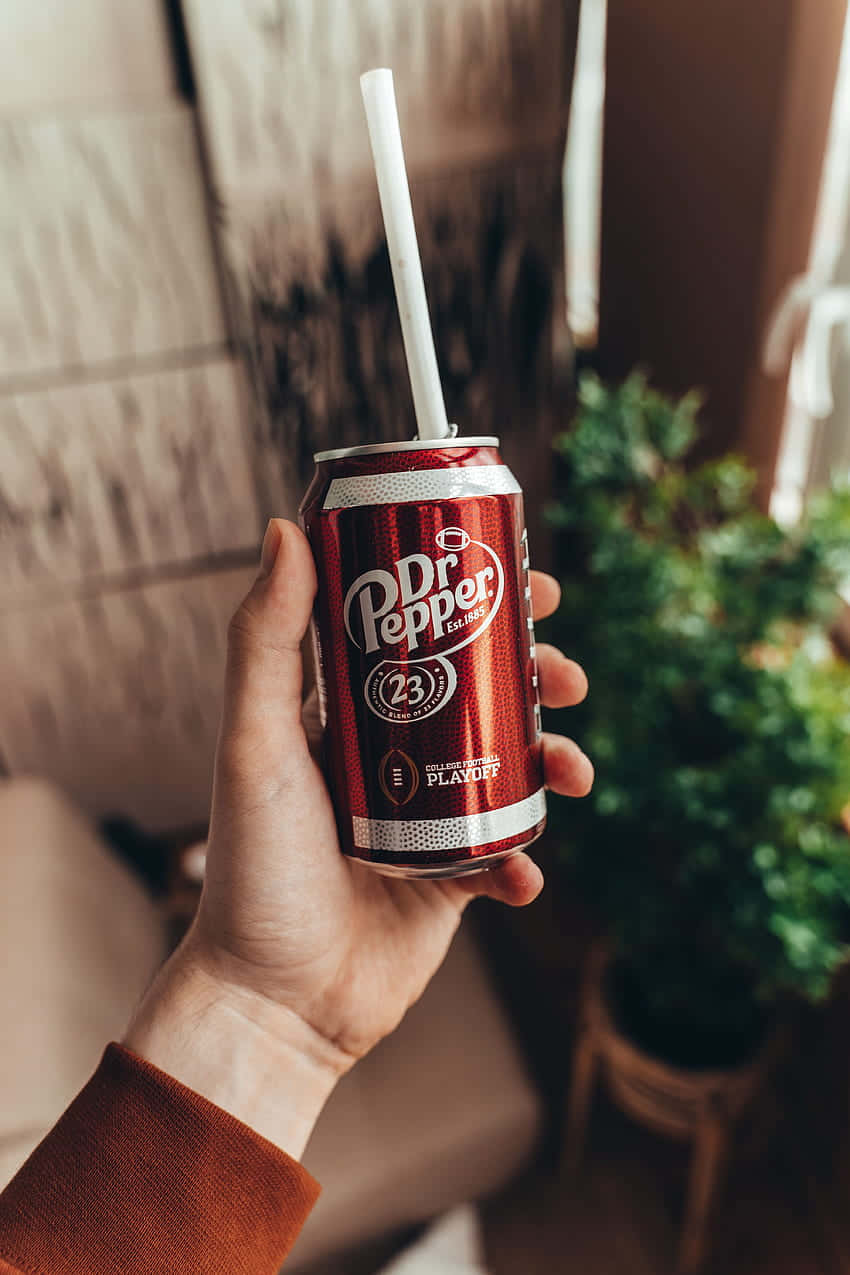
[258,519,284,578]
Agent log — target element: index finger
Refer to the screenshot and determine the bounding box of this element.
[530,570,561,621]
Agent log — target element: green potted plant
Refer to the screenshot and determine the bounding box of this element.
[543,376,850,1261]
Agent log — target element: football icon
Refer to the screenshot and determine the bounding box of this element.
[435,527,470,552]
[378,748,420,806]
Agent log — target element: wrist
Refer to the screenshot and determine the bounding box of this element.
[124,936,343,1160]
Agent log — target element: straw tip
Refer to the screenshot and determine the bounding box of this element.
[360,67,393,93]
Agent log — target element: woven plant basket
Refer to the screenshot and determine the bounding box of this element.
[566,943,785,1272]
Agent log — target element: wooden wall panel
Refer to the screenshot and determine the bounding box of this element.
[182,0,578,541]
[0,567,254,830]
[0,2,176,115]
[182,0,571,197]
[0,7,264,829]
[0,358,260,607]
[0,107,227,385]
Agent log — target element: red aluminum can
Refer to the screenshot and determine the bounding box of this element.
[299,435,545,878]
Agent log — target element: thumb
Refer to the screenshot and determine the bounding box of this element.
[216,519,317,785]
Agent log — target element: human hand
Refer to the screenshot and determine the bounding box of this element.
[126,520,592,1156]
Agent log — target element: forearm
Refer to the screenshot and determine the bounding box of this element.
[124,932,343,1160]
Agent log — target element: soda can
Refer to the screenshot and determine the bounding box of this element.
[299,435,545,878]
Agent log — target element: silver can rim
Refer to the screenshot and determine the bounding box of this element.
[313,435,500,462]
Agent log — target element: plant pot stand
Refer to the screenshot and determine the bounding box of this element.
[564,945,780,1273]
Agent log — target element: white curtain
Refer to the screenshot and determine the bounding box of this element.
[765,2,850,524]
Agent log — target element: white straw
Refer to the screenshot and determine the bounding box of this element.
[360,68,450,441]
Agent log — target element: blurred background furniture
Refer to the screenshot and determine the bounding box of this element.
[0,778,541,1272]
[369,1206,489,1275]
[0,778,167,1187]
[291,920,540,1270]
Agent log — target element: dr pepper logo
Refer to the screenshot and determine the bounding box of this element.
[343,528,503,659]
[343,529,504,723]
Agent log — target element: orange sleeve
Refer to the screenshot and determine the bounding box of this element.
[0,1043,320,1275]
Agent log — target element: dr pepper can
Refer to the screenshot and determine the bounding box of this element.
[299,435,545,878]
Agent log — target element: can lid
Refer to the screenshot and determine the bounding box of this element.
[314,436,500,462]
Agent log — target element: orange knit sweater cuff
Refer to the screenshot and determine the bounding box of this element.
[0,1042,320,1275]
